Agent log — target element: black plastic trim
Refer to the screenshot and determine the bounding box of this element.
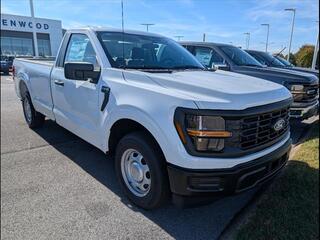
[167,137,292,197]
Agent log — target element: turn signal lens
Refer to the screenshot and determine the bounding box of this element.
[187,129,232,138]
[174,122,187,144]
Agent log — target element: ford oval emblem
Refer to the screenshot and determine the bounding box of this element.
[273,118,286,132]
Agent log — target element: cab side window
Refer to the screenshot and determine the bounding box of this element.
[64,34,98,67]
[194,46,225,67]
[194,47,212,67]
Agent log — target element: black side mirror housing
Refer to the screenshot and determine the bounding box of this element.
[213,64,230,71]
[64,62,100,83]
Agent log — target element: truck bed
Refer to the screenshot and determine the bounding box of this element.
[15,57,55,66]
[14,57,55,120]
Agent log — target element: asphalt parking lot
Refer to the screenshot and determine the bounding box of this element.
[0,73,315,240]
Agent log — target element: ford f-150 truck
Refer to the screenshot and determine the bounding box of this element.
[181,42,319,120]
[14,28,292,209]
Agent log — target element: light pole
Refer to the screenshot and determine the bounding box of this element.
[285,8,296,61]
[174,35,184,41]
[140,23,154,32]
[29,0,38,57]
[244,32,250,49]
[311,21,319,70]
[261,23,269,52]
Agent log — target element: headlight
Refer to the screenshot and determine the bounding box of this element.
[175,114,232,152]
[290,84,305,101]
[290,84,304,92]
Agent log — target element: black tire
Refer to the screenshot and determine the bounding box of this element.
[22,92,45,129]
[115,131,170,209]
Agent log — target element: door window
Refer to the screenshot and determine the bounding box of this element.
[64,34,98,67]
[194,46,225,67]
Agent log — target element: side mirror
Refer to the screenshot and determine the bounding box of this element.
[64,62,100,83]
[210,63,218,71]
[213,63,230,71]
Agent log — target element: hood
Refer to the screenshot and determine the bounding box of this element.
[237,66,318,85]
[123,70,291,110]
[290,67,319,77]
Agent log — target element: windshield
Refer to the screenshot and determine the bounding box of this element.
[97,32,204,70]
[274,56,293,67]
[251,51,285,67]
[219,46,262,67]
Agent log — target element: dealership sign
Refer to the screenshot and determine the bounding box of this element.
[1,18,49,30]
[0,14,62,33]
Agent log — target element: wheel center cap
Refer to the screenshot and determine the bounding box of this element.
[130,162,143,182]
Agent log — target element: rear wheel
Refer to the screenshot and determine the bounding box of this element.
[115,131,170,209]
[22,92,45,128]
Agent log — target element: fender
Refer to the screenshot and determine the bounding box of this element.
[16,71,31,99]
[100,105,173,160]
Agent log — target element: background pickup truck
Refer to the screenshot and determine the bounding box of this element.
[181,42,319,120]
[14,27,292,209]
[245,50,319,77]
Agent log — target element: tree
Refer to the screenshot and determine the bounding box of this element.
[285,53,297,66]
[294,44,315,68]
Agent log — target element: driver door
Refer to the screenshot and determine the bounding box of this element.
[51,33,102,147]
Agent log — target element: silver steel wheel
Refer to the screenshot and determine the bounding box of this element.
[120,148,151,197]
[23,97,32,123]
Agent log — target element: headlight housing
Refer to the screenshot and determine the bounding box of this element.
[175,113,232,152]
[288,84,305,101]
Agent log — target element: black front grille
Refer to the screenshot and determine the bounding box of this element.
[239,106,290,150]
[301,84,319,102]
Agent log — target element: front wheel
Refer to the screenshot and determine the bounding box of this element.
[115,131,170,209]
[22,92,45,128]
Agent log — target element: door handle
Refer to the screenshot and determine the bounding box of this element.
[101,86,110,111]
[54,80,64,86]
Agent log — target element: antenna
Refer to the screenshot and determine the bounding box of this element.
[121,0,125,68]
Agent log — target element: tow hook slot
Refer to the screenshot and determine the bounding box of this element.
[101,86,110,111]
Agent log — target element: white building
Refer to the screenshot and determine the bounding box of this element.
[1,13,63,57]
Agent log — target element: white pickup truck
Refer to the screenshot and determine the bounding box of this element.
[13,27,292,209]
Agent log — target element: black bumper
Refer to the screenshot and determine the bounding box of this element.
[167,138,291,200]
[290,101,319,119]
[0,65,10,73]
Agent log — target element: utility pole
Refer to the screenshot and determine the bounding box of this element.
[203,33,206,42]
[261,24,270,52]
[244,32,250,49]
[174,35,184,41]
[311,21,319,70]
[285,8,296,61]
[140,23,154,32]
[29,0,38,57]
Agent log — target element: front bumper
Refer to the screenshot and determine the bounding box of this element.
[0,65,10,73]
[167,138,291,201]
[290,101,318,119]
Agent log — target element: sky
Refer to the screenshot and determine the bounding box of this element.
[1,0,319,54]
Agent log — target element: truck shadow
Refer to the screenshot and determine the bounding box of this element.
[290,118,318,144]
[32,120,257,240]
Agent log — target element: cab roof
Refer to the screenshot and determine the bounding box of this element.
[67,26,165,38]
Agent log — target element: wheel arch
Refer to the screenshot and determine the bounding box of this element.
[107,118,166,161]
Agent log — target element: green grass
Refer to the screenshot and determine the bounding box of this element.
[236,121,319,240]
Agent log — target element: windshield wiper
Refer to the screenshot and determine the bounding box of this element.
[170,65,205,70]
[124,66,173,73]
[240,64,262,67]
